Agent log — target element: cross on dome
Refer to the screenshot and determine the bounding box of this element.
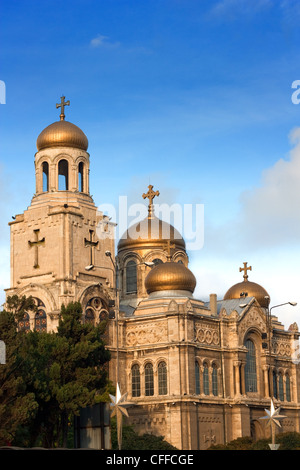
[56,95,70,121]
[239,262,252,281]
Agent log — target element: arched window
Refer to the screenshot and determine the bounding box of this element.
[195,361,200,395]
[42,161,49,192]
[85,307,95,324]
[58,159,69,190]
[278,373,284,401]
[244,339,257,392]
[78,162,84,192]
[203,362,209,395]
[158,361,167,395]
[273,371,278,399]
[126,260,137,294]
[286,374,291,402]
[153,258,163,266]
[145,363,154,396]
[131,365,141,397]
[35,308,47,332]
[212,364,218,396]
[18,312,30,333]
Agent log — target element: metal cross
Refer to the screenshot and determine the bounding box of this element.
[163,240,175,261]
[56,96,70,121]
[28,229,45,269]
[142,185,160,215]
[84,230,99,265]
[239,262,252,281]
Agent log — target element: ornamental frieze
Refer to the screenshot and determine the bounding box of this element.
[126,322,168,346]
[272,337,292,357]
[194,322,220,346]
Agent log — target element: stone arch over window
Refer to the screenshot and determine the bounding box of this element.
[42,161,49,192]
[158,361,167,395]
[58,159,69,190]
[244,338,258,393]
[131,364,141,397]
[144,362,154,396]
[84,297,108,325]
[126,260,137,294]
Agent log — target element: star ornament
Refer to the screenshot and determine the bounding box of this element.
[109,383,134,418]
[260,399,287,428]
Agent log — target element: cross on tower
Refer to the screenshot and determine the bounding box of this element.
[84,230,99,265]
[28,229,45,269]
[142,185,160,215]
[239,262,252,281]
[163,240,175,261]
[56,96,70,121]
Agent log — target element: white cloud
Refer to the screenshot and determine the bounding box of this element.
[90,34,120,49]
[208,0,273,21]
[236,127,300,248]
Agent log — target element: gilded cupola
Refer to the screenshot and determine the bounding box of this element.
[145,260,196,295]
[223,262,270,308]
[36,96,88,151]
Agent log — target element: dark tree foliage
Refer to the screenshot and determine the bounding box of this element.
[0,298,111,448]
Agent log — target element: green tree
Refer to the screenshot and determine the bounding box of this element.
[0,304,38,446]
[18,302,111,447]
[110,418,177,450]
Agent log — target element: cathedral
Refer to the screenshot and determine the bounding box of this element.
[5,98,300,450]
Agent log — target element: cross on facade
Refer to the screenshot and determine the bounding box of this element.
[84,230,99,265]
[142,185,160,215]
[28,229,45,269]
[56,96,70,121]
[239,262,252,281]
[163,240,176,261]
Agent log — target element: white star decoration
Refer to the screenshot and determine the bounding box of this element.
[260,399,286,428]
[109,383,134,449]
[260,398,286,450]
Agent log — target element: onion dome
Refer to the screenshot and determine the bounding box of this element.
[118,184,186,253]
[118,214,186,252]
[145,261,196,295]
[223,262,270,308]
[36,95,88,151]
[36,120,88,151]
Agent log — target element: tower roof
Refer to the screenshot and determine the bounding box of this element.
[117,185,186,253]
[223,262,270,308]
[36,120,88,151]
[36,96,88,151]
[145,261,196,294]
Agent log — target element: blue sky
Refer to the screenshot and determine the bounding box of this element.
[1,0,300,326]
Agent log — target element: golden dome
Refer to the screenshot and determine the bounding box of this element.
[224,262,270,308]
[145,261,196,294]
[117,215,186,252]
[36,120,88,151]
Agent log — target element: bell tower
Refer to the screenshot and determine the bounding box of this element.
[6,97,115,332]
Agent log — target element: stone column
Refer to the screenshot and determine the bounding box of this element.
[240,362,246,395]
[263,365,270,397]
[234,361,241,396]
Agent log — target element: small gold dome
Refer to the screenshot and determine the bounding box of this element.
[36,120,88,151]
[145,261,196,294]
[224,264,270,309]
[118,215,186,252]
